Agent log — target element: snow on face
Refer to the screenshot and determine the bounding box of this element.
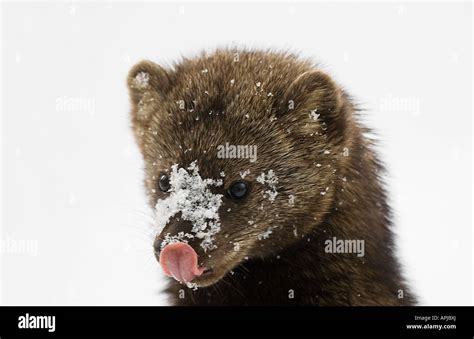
[256,170,279,202]
[154,161,223,252]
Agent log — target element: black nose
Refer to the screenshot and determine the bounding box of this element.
[153,237,164,257]
[153,216,195,259]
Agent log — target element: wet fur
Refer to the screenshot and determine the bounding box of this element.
[127,48,416,305]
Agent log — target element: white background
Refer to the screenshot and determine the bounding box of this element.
[1,1,472,305]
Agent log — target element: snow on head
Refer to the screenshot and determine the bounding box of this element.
[133,71,150,89]
[155,161,223,252]
[257,226,277,240]
[309,108,320,121]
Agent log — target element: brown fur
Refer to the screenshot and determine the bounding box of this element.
[127,48,416,305]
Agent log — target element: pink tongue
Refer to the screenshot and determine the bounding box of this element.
[159,242,204,283]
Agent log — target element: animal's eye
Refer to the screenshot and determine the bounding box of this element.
[158,174,171,192]
[227,180,250,200]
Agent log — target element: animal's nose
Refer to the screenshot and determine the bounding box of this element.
[153,215,195,259]
[153,237,164,257]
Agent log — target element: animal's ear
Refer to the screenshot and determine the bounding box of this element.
[127,60,170,105]
[280,70,346,143]
[127,60,170,146]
